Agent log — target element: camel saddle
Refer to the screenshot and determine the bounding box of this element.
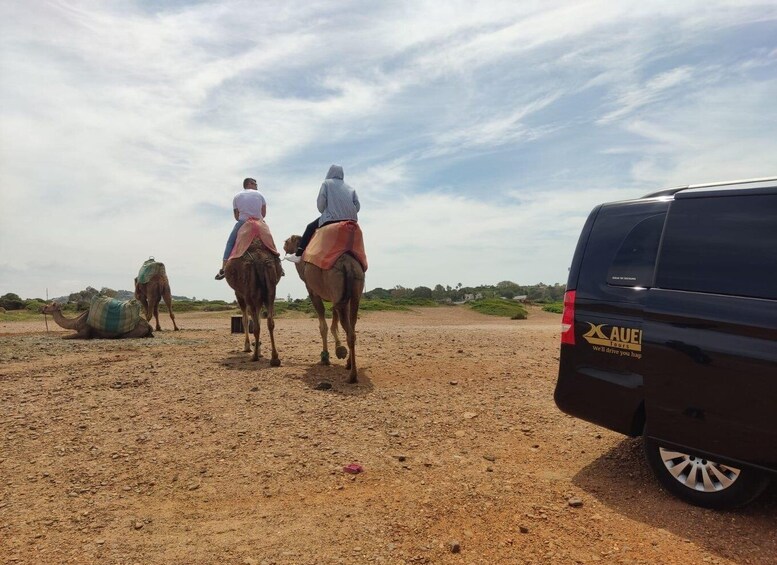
[303,221,368,271]
[86,296,142,334]
[228,218,280,261]
[137,259,165,284]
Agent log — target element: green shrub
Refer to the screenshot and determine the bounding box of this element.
[469,298,528,319]
[542,302,564,314]
[25,300,46,313]
[0,293,25,310]
[359,299,410,312]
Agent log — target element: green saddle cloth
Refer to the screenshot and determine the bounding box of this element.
[137,259,165,284]
[86,296,142,334]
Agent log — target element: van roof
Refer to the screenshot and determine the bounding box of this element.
[642,176,777,199]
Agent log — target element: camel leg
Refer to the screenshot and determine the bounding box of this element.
[146,286,162,331]
[331,309,347,360]
[126,321,154,338]
[310,295,330,365]
[336,302,357,383]
[139,296,151,323]
[64,327,93,340]
[63,331,87,340]
[265,291,280,367]
[153,302,162,332]
[162,283,179,331]
[236,296,251,353]
[249,303,262,362]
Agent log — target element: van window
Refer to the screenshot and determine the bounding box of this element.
[657,195,777,300]
[607,214,665,287]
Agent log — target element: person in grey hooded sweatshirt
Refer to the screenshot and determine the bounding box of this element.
[286,164,360,263]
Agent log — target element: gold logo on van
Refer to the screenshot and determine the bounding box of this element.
[582,323,642,352]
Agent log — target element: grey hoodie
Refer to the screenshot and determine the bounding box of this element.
[317,164,360,225]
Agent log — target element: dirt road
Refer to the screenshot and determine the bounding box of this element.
[1,306,775,564]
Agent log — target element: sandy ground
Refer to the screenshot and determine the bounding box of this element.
[0,305,775,565]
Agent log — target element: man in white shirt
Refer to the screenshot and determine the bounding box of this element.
[215,178,267,279]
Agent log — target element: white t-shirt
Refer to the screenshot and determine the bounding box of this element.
[233,189,266,220]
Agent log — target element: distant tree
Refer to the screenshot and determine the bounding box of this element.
[364,287,391,300]
[390,285,411,299]
[0,293,25,310]
[411,286,433,299]
[100,287,118,298]
[68,286,100,311]
[25,299,46,312]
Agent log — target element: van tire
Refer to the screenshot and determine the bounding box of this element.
[643,434,770,509]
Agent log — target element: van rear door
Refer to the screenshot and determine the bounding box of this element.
[555,199,668,436]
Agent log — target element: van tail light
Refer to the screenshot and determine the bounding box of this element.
[561,290,576,345]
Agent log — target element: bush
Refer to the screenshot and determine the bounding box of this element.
[25,300,46,313]
[0,293,25,310]
[469,298,527,319]
[359,299,410,312]
[542,302,564,314]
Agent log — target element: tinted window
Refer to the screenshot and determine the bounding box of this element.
[607,214,665,287]
[576,199,669,300]
[657,195,777,300]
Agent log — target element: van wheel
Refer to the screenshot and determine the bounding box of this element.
[643,434,770,509]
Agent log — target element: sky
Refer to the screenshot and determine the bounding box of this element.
[1,1,776,301]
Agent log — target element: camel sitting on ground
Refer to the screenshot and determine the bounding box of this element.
[225,239,282,365]
[42,302,153,339]
[284,235,365,383]
[134,260,179,331]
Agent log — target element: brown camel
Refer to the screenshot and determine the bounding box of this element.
[225,239,282,365]
[134,261,179,331]
[42,302,153,339]
[283,235,365,383]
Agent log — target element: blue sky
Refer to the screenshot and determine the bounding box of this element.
[1,0,776,301]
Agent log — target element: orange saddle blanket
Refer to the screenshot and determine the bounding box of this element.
[228,218,280,261]
[303,221,368,271]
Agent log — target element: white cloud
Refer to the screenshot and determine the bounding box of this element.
[1,0,776,301]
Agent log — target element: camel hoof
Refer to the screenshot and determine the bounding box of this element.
[320,351,330,365]
[335,346,348,359]
[270,358,281,367]
[347,376,358,384]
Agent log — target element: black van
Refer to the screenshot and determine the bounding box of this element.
[554,177,777,509]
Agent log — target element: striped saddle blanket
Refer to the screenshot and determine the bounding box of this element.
[137,259,166,284]
[228,218,280,261]
[303,221,368,271]
[86,296,142,334]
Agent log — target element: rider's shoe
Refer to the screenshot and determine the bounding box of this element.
[214,269,226,280]
[285,254,302,264]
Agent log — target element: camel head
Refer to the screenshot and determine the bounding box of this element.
[41,302,61,314]
[283,235,301,255]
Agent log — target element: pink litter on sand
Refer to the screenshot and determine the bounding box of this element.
[343,463,363,474]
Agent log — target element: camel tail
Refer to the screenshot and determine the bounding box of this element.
[251,254,271,305]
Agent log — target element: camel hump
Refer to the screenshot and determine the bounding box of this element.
[86,296,143,334]
[304,221,368,271]
[137,259,166,284]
